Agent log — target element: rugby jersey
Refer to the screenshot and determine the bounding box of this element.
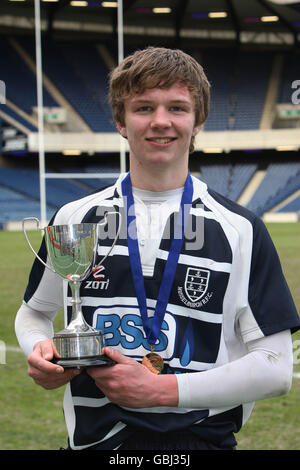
[24,173,300,450]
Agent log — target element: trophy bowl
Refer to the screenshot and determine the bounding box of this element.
[23,216,120,368]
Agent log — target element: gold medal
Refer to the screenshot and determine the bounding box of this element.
[142,346,164,374]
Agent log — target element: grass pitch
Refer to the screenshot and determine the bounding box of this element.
[0,223,299,450]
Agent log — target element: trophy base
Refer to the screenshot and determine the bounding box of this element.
[53,355,115,369]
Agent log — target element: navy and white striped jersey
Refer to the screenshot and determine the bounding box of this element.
[24,174,300,450]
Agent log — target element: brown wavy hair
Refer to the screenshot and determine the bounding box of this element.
[108,47,210,153]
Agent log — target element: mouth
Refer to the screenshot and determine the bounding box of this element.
[146,137,176,145]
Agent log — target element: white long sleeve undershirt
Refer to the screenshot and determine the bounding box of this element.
[15,301,56,357]
[15,301,293,409]
[176,329,293,409]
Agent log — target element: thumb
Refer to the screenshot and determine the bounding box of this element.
[39,339,57,361]
[102,347,135,365]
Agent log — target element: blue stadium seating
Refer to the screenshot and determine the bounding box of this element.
[247,162,300,216]
[0,165,119,223]
[231,52,273,131]
[0,185,52,223]
[277,194,300,212]
[201,49,235,131]
[56,164,118,191]
[200,163,258,201]
[0,167,89,210]
[200,164,231,195]
[0,106,37,133]
[201,49,273,131]
[227,163,258,201]
[20,37,115,132]
[0,38,57,123]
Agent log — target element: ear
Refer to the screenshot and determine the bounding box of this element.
[192,124,202,136]
[116,121,127,138]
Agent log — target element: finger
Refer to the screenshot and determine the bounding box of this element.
[28,347,64,375]
[102,347,135,365]
[29,362,81,384]
[29,358,64,375]
[39,340,58,361]
[38,340,65,373]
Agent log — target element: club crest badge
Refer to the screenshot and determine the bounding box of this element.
[178,267,212,308]
[184,268,210,302]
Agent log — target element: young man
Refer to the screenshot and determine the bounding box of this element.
[15,47,300,450]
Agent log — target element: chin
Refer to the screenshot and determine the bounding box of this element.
[145,153,180,165]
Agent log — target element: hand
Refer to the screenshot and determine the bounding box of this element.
[27,339,81,390]
[87,347,178,408]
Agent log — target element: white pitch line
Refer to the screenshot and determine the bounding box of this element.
[6,346,23,353]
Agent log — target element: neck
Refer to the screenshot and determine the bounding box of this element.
[129,162,189,192]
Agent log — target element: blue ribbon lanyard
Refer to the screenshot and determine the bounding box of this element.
[121,172,193,347]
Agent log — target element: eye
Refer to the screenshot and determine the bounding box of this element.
[169,106,186,113]
[136,106,152,113]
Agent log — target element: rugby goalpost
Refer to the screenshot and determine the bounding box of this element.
[34,0,126,225]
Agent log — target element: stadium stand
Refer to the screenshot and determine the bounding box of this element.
[199,162,258,202]
[0,37,57,130]
[0,186,42,226]
[202,49,274,132]
[0,163,119,225]
[246,162,300,216]
[278,194,300,213]
[19,37,115,133]
[58,164,118,191]
[231,51,274,131]
[228,163,259,202]
[199,163,232,195]
[0,107,37,134]
[0,166,85,214]
[201,48,236,132]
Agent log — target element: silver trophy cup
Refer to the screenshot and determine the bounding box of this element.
[23,215,120,368]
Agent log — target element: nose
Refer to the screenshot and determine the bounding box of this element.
[150,106,171,129]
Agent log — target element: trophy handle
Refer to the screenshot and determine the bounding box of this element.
[94,211,122,268]
[22,217,56,274]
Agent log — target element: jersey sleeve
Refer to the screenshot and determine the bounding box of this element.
[238,217,300,342]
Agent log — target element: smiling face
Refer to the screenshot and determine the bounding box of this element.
[117,82,201,178]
